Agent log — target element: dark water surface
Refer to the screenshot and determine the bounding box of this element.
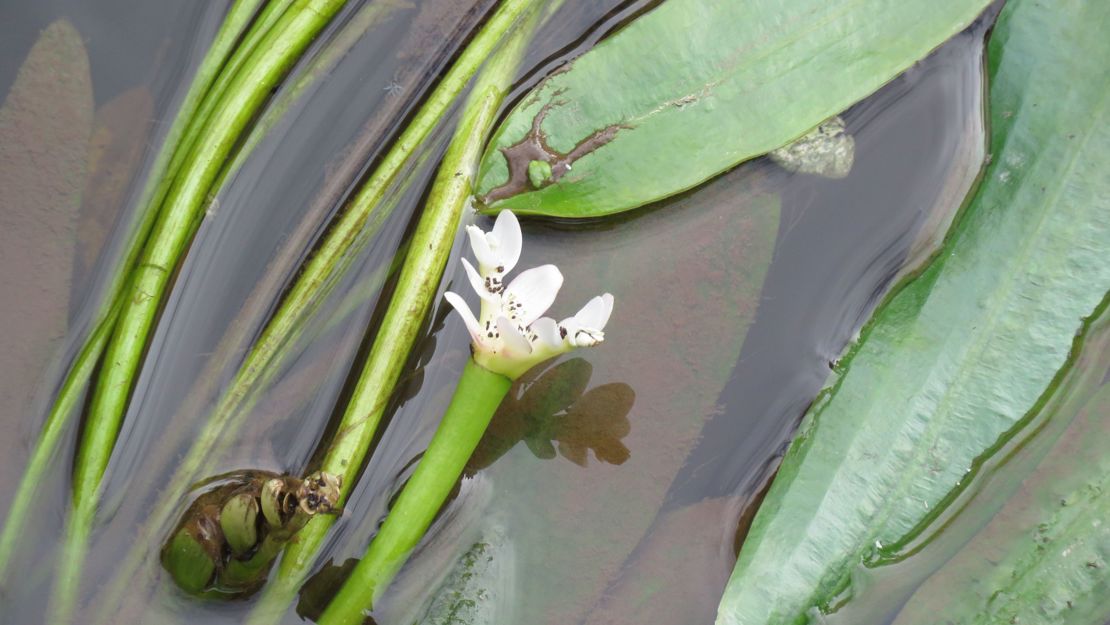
[0,1,992,623]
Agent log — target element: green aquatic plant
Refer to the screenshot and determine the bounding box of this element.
[320,209,614,624]
[161,470,341,596]
[10,0,1109,622]
[240,4,553,622]
[0,0,265,588]
[716,0,1110,622]
[246,7,553,622]
[48,1,350,620]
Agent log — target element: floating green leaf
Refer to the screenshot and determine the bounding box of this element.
[892,313,1110,625]
[474,0,990,217]
[718,0,1110,622]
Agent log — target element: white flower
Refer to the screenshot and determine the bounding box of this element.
[445,210,614,380]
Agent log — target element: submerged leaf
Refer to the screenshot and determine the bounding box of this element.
[475,0,991,217]
[0,19,92,496]
[718,0,1110,622]
[414,527,516,625]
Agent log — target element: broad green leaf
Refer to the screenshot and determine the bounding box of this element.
[892,312,1110,625]
[718,0,1110,623]
[475,168,779,624]
[0,19,92,497]
[474,0,990,217]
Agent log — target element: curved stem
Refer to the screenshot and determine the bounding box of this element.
[87,2,407,556]
[321,360,511,625]
[0,0,265,585]
[75,0,346,507]
[163,0,297,197]
[52,2,348,622]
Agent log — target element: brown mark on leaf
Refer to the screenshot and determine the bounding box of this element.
[0,19,92,497]
[73,86,154,288]
[480,101,627,204]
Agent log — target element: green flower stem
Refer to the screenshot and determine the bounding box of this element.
[52,2,348,622]
[321,360,513,625]
[0,0,264,585]
[245,4,543,621]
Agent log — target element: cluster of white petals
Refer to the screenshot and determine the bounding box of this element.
[445,210,614,380]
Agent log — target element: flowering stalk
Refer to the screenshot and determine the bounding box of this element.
[318,209,613,625]
[319,361,511,624]
[96,3,542,620]
[242,4,546,623]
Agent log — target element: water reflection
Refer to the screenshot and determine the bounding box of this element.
[469,358,635,472]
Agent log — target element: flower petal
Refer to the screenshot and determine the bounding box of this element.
[530,317,563,349]
[444,291,483,346]
[491,210,522,274]
[497,316,533,356]
[461,258,498,302]
[504,264,563,326]
[558,315,580,343]
[573,328,605,347]
[466,224,496,269]
[573,293,614,331]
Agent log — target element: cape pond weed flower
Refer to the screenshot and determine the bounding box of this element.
[445,210,614,380]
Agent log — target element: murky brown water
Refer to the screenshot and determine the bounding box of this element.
[0,1,996,623]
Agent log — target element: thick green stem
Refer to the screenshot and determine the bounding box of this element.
[52,2,347,622]
[246,4,543,621]
[163,0,297,196]
[75,0,346,508]
[91,0,407,536]
[321,360,511,624]
[0,0,264,585]
[91,151,427,625]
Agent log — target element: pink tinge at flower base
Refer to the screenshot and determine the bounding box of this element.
[445,209,614,380]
